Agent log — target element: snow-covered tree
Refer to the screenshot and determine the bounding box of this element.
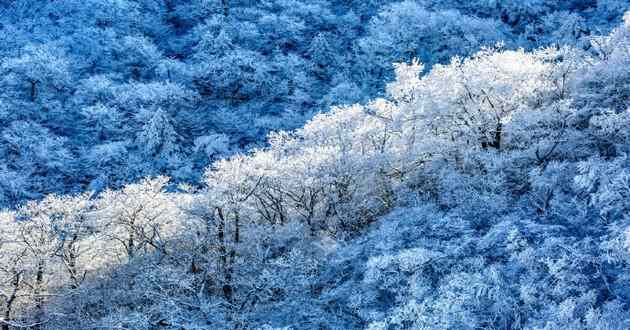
[135,109,184,171]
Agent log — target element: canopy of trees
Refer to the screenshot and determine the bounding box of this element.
[0,6,629,328]
[0,0,626,206]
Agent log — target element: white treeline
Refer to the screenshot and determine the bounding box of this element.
[1,13,629,330]
[0,0,626,207]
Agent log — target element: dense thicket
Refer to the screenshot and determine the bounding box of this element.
[0,0,626,206]
[0,6,628,329]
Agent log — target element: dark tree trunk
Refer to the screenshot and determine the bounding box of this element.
[33,260,45,329]
[221,0,229,16]
[216,207,232,302]
[127,231,135,259]
[481,122,502,151]
[67,235,81,290]
[2,271,21,330]
[30,80,38,102]
[492,121,502,150]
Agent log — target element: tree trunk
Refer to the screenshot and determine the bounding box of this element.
[33,260,45,329]
[233,213,240,245]
[2,272,21,330]
[127,231,135,259]
[224,212,239,301]
[216,208,232,302]
[30,80,38,102]
[491,121,502,150]
[67,235,80,290]
[481,122,502,150]
[221,0,229,17]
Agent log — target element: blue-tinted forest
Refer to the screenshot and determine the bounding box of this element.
[0,1,628,329]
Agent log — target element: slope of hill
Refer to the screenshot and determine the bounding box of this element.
[0,9,629,328]
[0,0,626,207]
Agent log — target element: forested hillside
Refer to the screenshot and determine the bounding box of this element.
[0,0,626,206]
[1,1,629,329]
